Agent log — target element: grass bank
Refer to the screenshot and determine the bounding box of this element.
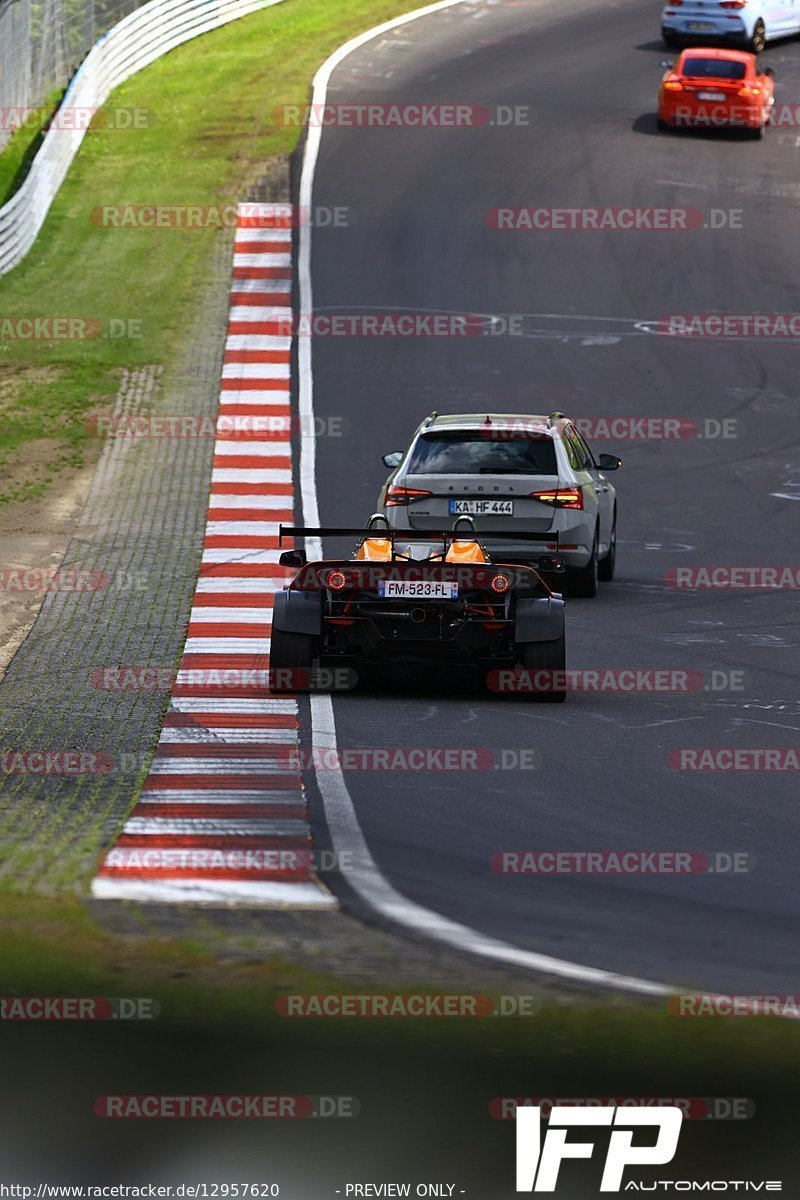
[0,0,427,505]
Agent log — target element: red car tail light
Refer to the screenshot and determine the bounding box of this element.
[327,570,348,591]
[385,485,433,507]
[490,574,510,594]
[663,78,684,91]
[530,487,583,510]
[720,1,746,8]
[738,84,761,96]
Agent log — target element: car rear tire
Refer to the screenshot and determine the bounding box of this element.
[598,513,617,582]
[746,122,766,140]
[568,532,599,598]
[749,19,766,52]
[268,625,313,693]
[519,638,567,703]
[657,116,671,133]
[661,29,680,47]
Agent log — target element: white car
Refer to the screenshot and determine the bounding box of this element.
[379,411,621,599]
[661,0,800,52]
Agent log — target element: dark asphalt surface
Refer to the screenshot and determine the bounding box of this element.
[306,0,800,993]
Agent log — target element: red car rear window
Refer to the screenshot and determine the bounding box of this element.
[682,57,747,80]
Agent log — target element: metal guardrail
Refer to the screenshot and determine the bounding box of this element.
[0,0,284,277]
[0,0,149,154]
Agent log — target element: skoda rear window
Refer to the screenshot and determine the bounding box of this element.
[682,58,747,80]
[406,432,557,474]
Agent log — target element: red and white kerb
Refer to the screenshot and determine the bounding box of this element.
[92,204,334,907]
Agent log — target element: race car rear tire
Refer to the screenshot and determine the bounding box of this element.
[519,637,567,703]
[269,626,313,693]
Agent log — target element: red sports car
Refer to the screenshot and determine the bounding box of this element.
[658,47,775,138]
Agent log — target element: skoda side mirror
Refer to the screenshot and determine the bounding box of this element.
[597,453,622,471]
[279,549,306,568]
[382,451,403,469]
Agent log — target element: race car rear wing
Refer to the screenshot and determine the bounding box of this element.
[278,526,560,546]
[278,525,563,572]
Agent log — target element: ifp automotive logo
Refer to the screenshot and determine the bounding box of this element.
[515,1105,782,1192]
[516,1105,682,1192]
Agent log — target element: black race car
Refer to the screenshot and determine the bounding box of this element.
[270,515,567,701]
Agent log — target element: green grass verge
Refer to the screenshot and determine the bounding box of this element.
[2,895,798,1065]
[0,907,796,1181]
[0,90,64,206]
[0,0,429,507]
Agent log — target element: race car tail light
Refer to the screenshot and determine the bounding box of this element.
[663,78,684,91]
[490,574,510,594]
[530,487,583,510]
[385,485,432,507]
[738,84,761,96]
[720,1,745,8]
[327,570,348,591]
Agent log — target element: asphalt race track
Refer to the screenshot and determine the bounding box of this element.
[305,0,800,995]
